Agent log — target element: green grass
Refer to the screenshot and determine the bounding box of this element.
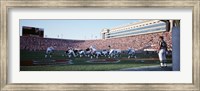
[20,64,157,71]
[20,50,172,71]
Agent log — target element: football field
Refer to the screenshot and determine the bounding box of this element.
[20,50,172,71]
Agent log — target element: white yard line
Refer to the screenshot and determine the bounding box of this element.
[119,64,172,71]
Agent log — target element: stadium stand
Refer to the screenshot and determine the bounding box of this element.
[20,31,172,52]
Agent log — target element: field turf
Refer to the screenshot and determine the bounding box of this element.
[20,50,172,71]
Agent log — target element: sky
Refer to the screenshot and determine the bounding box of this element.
[19,19,141,40]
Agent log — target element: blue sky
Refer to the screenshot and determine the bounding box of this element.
[20,19,141,40]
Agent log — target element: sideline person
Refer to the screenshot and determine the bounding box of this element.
[158,36,168,68]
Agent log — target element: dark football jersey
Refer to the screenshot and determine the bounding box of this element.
[160,40,167,50]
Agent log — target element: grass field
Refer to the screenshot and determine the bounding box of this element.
[20,50,172,71]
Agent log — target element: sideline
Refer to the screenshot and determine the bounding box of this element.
[119,64,172,71]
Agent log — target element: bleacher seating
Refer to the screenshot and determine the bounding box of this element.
[20,32,172,51]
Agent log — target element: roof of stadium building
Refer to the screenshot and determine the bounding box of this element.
[109,20,163,31]
[110,20,151,30]
[101,20,165,33]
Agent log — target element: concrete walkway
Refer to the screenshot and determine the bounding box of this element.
[120,64,172,71]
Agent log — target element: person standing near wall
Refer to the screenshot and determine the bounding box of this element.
[158,36,168,68]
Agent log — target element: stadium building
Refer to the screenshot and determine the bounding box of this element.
[22,26,44,38]
[101,20,169,39]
